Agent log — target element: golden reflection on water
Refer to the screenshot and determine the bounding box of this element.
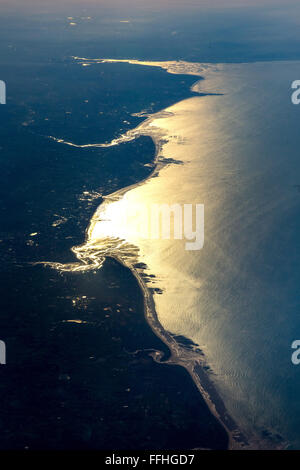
[86,94,224,334]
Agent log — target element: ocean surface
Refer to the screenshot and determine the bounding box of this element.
[53,58,300,448]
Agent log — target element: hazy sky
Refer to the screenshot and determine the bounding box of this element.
[1,0,300,63]
[0,0,297,11]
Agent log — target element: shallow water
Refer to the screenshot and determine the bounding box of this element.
[61,59,300,448]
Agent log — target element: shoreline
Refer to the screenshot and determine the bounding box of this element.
[79,60,241,449]
[49,106,240,448]
[68,117,244,449]
[50,57,280,450]
[93,132,245,448]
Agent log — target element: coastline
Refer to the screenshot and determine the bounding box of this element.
[48,57,277,450]
[47,57,243,449]
[75,58,242,449]
[83,136,245,449]
[80,132,241,449]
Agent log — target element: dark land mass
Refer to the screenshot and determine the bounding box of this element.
[0,259,228,449]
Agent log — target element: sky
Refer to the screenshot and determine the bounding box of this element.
[0,0,298,12]
[1,0,300,63]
